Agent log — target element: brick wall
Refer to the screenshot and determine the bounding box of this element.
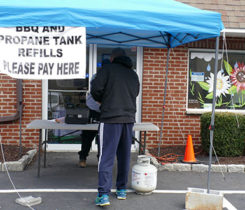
[0,74,42,148]
[142,47,201,149]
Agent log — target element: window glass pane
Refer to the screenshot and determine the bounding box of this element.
[97,45,137,71]
[188,51,245,110]
[47,46,89,143]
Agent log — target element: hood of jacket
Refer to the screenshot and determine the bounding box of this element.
[112,56,133,69]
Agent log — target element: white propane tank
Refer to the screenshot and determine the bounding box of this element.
[131,155,157,194]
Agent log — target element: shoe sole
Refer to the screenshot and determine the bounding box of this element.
[117,197,126,200]
[116,193,126,200]
[96,202,110,206]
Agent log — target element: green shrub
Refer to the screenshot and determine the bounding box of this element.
[201,112,245,157]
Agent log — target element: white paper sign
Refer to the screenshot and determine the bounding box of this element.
[0,26,86,79]
[191,72,204,82]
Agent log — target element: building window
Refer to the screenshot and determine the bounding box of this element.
[187,50,245,113]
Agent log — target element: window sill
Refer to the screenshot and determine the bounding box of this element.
[186,109,245,115]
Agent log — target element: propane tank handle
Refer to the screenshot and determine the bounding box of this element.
[137,155,151,165]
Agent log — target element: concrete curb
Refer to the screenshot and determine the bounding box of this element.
[1,149,37,172]
[146,150,245,173]
[1,149,244,173]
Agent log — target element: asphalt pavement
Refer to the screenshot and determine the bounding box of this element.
[0,152,244,210]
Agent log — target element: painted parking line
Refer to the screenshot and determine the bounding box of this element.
[0,189,244,194]
[0,189,239,209]
[220,190,245,194]
[0,189,99,193]
[223,197,237,210]
[0,189,186,193]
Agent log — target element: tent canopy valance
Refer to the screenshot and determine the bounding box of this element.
[0,0,224,48]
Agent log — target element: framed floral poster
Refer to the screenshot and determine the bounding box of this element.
[188,50,245,111]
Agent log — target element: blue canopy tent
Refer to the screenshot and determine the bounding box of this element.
[0,0,223,48]
[0,0,224,192]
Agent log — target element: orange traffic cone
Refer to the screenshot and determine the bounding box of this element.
[182,135,197,163]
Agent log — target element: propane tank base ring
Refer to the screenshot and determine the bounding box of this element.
[135,191,153,195]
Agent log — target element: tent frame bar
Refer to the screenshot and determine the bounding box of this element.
[87,32,167,45]
[207,36,220,193]
[87,31,202,47]
[158,47,171,157]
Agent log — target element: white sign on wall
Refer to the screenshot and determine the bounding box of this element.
[0,26,86,79]
[191,72,204,82]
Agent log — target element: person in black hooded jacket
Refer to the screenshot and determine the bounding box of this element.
[91,48,140,206]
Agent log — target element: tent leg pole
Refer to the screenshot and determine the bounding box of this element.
[158,48,171,157]
[207,36,220,193]
[18,79,23,157]
[19,102,22,156]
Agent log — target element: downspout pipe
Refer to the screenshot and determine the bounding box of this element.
[0,79,23,123]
